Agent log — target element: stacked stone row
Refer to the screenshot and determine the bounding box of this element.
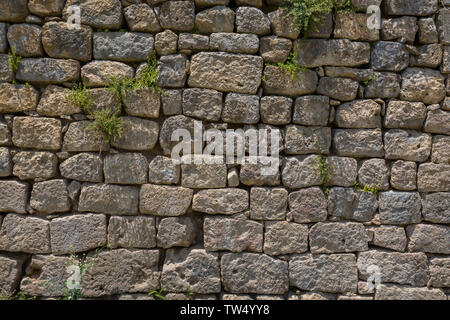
[0,0,449,300]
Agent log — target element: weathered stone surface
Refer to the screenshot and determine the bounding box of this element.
[157,217,196,249]
[0,255,22,296]
[358,158,389,190]
[181,159,227,189]
[423,192,450,224]
[358,250,429,286]
[250,187,287,220]
[411,44,443,68]
[0,23,5,53]
[155,30,178,56]
[63,121,109,152]
[82,249,160,297]
[365,72,401,99]
[324,66,373,82]
[336,100,381,128]
[239,157,280,186]
[375,284,446,300]
[0,0,29,22]
[140,184,193,216]
[400,68,445,104]
[407,224,450,254]
[328,187,378,222]
[0,54,13,81]
[262,65,318,97]
[94,32,153,62]
[0,147,10,177]
[63,0,122,29]
[189,52,263,94]
[282,155,321,189]
[178,33,209,55]
[384,130,431,162]
[108,216,156,249]
[285,125,330,155]
[222,253,288,294]
[195,6,234,34]
[16,58,80,84]
[7,24,43,57]
[288,187,327,223]
[236,7,269,36]
[161,89,182,115]
[317,77,359,102]
[20,255,71,297]
[159,115,195,155]
[379,191,421,225]
[385,101,426,130]
[437,8,450,45]
[384,0,438,16]
[79,184,139,215]
[0,214,50,253]
[334,12,379,41]
[310,222,368,254]
[12,117,61,151]
[390,160,417,191]
[264,221,308,255]
[0,83,39,113]
[81,60,134,87]
[210,32,259,54]
[418,18,439,44]
[204,216,263,252]
[222,93,260,124]
[267,9,299,40]
[124,4,161,33]
[50,214,106,254]
[122,88,159,119]
[12,151,57,181]
[37,85,80,116]
[333,129,384,158]
[424,109,450,135]
[196,0,230,7]
[182,88,222,121]
[193,188,248,214]
[292,95,329,127]
[381,17,418,44]
[104,153,147,185]
[29,0,65,17]
[371,41,409,72]
[0,119,11,146]
[42,22,92,61]
[30,179,70,213]
[368,226,407,252]
[294,39,370,68]
[289,254,358,294]
[111,117,159,151]
[162,248,220,293]
[148,156,180,185]
[159,0,195,31]
[259,36,291,63]
[429,258,450,288]
[442,46,450,74]
[155,54,189,88]
[260,96,292,125]
[418,163,450,192]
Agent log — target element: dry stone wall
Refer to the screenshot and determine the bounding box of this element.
[0,0,449,300]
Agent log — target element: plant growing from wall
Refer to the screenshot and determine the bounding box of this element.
[353,181,380,194]
[149,288,166,300]
[87,108,124,144]
[8,46,21,74]
[267,45,307,80]
[363,72,377,85]
[69,82,94,113]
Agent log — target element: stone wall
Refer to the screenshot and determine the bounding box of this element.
[0,0,449,300]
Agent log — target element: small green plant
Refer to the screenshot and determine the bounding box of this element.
[149,289,166,300]
[282,0,352,34]
[363,72,377,85]
[268,45,307,80]
[354,181,379,194]
[16,291,36,300]
[88,108,124,144]
[8,46,21,74]
[69,82,94,113]
[185,288,195,300]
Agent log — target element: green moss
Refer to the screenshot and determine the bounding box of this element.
[363,72,377,85]
[353,181,380,194]
[8,46,21,74]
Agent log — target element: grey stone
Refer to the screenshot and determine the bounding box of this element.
[183,88,222,121]
[0,119,11,146]
[156,54,189,88]
[324,66,373,82]
[0,147,10,177]
[192,188,248,214]
[159,1,195,31]
[124,4,161,33]
[309,222,368,253]
[267,9,299,40]
[195,0,230,7]
[0,0,28,22]
[423,192,450,224]
[155,30,178,56]
[317,77,359,102]
[12,151,57,181]
[140,184,193,216]
[384,0,438,16]
[371,41,409,72]
[28,0,65,17]
[262,65,318,97]
[157,217,196,249]
[385,101,427,130]
[30,179,70,214]
[289,254,358,294]
[195,5,235,33]
[104,153,148,185]
[189,52,263,94]
[63,121,109,152]
[368,226,407,252]
[325,156,358,187]
[7,23,43,57]
[288,187,328,223]
[282,155,321,189]
[162,248,220,293]
[63,0,122,29]
[260,96,292,125]
[328,187,378,222]
[259,36,291,63]
[400,68,446,104]
[148,156,180,185]
[110,117,159,151]
[358,250,429,286]
[285,125,330,155]
[16,58,79,85]
[429,258,450,288]
[358,159,389,190]
[250,187,287,221]
[227,167,239,187]
[161,89,182,115]
[379,191,422,225]
[407,224,450,254]
[0,54,13,81]
[411,44,443,68]
[159,115,195,155]
[384,130,432,162]
[336,100,381,128]
[93,32,153,62]
[178,33,209,55]
[181,159,227,189]
[204,216,263,252]
[108,216,156,249]
[222,253,288,294]
[0,23,5,53]
[424,109,450,135]
[334,12,379,41]
[437,8,450,45]
[376,284,446,300]
[210,32,259,54]
[0,214,50,253]
[350,0,382,11]
[123,88,160,119]
[0,255,22,296]
[293,95,329,126]
[222,93,259,124]
[78,184,139,215]
[81,60,134,87]
[381,17,418,44]
[365,72,401,99]
[442,46,450,74]
[60,153,103,182]
[240,157,281,186]
[418,18,439,44]
[37,85,80,116]
[333,129,384,158]
[236,7,270,36]
[12,117,61,151]
[305,13,333,38]
[264,221,308,256]
[391,160,417,191]
[417,163,450,192]
[50,214,106,254]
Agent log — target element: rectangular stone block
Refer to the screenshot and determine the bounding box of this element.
[139,184,193,216]
[108,216,156,249]
[16,58,80,84]
[309,222,369,253]
[93,32,154,62]
[0,181,28,214]
[375,284,446,300]
[0,255,23,296]
[12,117,62,151]
[192,188,248,214]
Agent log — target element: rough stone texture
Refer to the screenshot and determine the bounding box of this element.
[385,101,427,130]
[333,129,384,158]
[289,254,358,294]
[159,1,195,31]
[140,184,193,216]
[391,160,417,191]
[0,147,10,177]
[63,121,109,152]
[60,153,103,182]
[155,30,178,56]
[264,221,308,255]
[183,88,222,121]
[0,181,28,213]
[16,58,80,84]
[210,33,259,54]
[384,0,438,16]
[282,155,322,189]
[268,9,299,40]
[381,17,418,44]
[178,33,209,55]
[7,24,43,57]
[161,248,220,293]
[181,160,227,189]
[236,7,270,36]
[94,32,154,62]
[384,130,431,162]
[261,96,293,125]
[262,65,318,97]
[12,151,57,181]
[424,109,450,135]
[418,18,439,44]
[221,253,288,294]
[288,187,327,223]
[317,77,359,102]
[375,284,446,300]
[400,68,445,104]
[148,156,180,185]
[358,158,390,190]
[204,216,263,252]
[417,163,450,192]
[157,217,197,249]
[336,100,381,128]
[222,93,259,124]
[12,117,61,151]
[0,83,39,113]
[411,44,443,68]
[422,192,450,224]
[328,187,378,222]
[108,216,156,249]
[110,117,159,151]
[81,60,134,87]
[50,214,106,254]
[309,222,368,253]
[104,153,148,185]
[0,0,29,22]
[124,4,161,33]
[365,72,401,99]
[156,54,189,88]
[407,224,450,254]
[196,6,235,34]
[0,255,23,296]
[193,188,248,214]
[30,179,70,214]
[334,12,379,42]
[250,187,287,221]
[379,191,422,225]
[429,258,450,288]
[368,226,407,252]
[371,42,409,72]
[37,85,79,116]
[63,0,123,29]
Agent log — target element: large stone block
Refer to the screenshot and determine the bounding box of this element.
[293,95,329,126]
[384,101,427,130]
[222,93,260,124]
[157,217,196,249]
[13,151,58,181]
[63,0,122,29]
[375,284,446,300]
[181,159,227,189]
[424,109,450,135]
[282,155,321,189]
[285,125,331,155]
[192,188,248,214]
[63,121,109,152]
[210,33,259,54]
[384,130,432,163]
[407,224,450,254]
[60,153,103,182]
[108,216,156,249]
[79,184,139,215]
[417,163,450,192]
[12,117,61,151]
[104,153,148,185]
[328,187,378,222]
[378,191,421,225]
[183,88,222,121]
[333,129,384,158]
[16,58,80,84]
[429,258,450,288]
[155,54,189,88]
[81,60,134,87]
[140,184,193,216]
[264,221,308,256]
[235,6,269,35]
[262,65,318,97]
[93,32,153,62]
[334,12,379,41]
[0,0,29,22]
[0,255,23,296]
[336,100,381,129]
[368,226,407,252]
[159,0,195,31]
[110,117,159,151]
[250,187,287,220]
[196,5,235,33]
[30,179,70,214]
[7,23,43,57]
[384,0,438,16]
[400,68,445,104]
[0,181,28,214]
[288,187,328,223]
[422,192,450,224]
[371,41,409,72]
[37,85,80,116]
